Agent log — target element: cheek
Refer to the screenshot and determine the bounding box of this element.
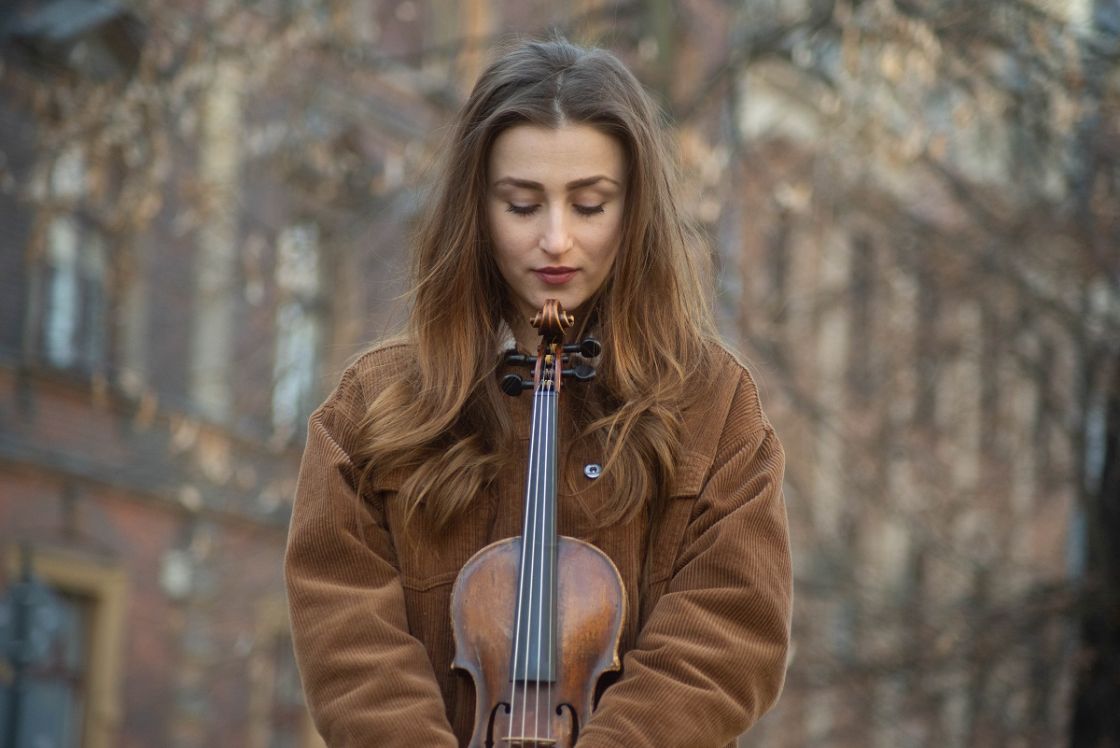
[488,210,530,255]
[598,223,624,281]
[591,218,624,260]
[486,211,514,264]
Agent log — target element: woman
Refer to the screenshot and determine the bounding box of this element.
[285,38,791,748]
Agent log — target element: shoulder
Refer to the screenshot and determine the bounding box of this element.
[706,341,774,431]
[671,340,776,493]
[318,340,417,424]
[684,340,773,434]
[343,340,416,393]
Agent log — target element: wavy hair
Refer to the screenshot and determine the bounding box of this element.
[356,37,717,530]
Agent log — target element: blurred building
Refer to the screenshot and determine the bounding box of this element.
[0,1,456,746]
[720,2,1117,746]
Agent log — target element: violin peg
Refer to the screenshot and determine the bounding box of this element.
[500,374,528,396]
[504,352,534,367]
[561,337,600,358]
[561,364,596,383]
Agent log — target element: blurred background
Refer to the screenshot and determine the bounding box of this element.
[0,1,1117,746]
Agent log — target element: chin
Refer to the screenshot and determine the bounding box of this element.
[554,299,587,321]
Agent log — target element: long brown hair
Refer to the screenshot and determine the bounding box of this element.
[357,37,717,530]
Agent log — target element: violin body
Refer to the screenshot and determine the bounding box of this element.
[451,536,625,747]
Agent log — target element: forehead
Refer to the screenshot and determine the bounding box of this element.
[488,124,625,185]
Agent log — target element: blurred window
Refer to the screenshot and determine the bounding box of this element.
[29,146,111,374]
[0,549,123,748]
[0,590,92,747]
[40,214,109,372]
[272,223,323,441]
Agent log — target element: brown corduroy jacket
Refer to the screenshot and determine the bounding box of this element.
[284,343,792,747]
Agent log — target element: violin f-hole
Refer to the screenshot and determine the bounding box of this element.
[557,702,579,743]
[485,701,512,748]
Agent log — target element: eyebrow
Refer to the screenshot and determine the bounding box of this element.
[492,175,621,191]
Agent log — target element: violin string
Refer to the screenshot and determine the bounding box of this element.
[536,372,550,741]
[545,368,555,742]
[509,382,540,743]
[524,382,546,742]
[534,370,553,742]
[537,376,551,740]
[531,383,546,741]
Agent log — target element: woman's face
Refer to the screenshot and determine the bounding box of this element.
[486,123,626,329]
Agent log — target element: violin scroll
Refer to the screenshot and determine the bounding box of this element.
[500,300,599,397]
[530,299,574,347]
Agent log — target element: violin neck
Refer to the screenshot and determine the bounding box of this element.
[511,381,559,683]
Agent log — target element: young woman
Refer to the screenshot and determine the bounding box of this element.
[284,38,792,748]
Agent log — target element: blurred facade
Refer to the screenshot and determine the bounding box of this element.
[724,2,1118,745]
[0,1,1116,747]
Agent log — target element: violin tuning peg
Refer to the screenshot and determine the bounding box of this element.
[561,338,601,357]
[500,374,528,396]
[561,364,595,383]
[504,352,534,367]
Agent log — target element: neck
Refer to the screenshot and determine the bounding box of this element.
[509,312,539,354]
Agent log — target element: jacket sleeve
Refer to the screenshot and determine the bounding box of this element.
[284,364,458,747]
[578,370,793,747]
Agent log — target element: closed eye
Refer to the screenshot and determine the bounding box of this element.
[505,203,607,217]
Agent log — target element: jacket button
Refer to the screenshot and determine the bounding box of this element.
[583,463,601,479]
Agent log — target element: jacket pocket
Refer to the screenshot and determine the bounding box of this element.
[639,448,712,626]
[645,448,710,585]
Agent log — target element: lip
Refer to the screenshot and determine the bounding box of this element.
[533,267,578,285]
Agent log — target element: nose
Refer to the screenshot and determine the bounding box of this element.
[540,206,572,256]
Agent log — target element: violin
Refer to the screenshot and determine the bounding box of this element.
[450,300,626,747]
